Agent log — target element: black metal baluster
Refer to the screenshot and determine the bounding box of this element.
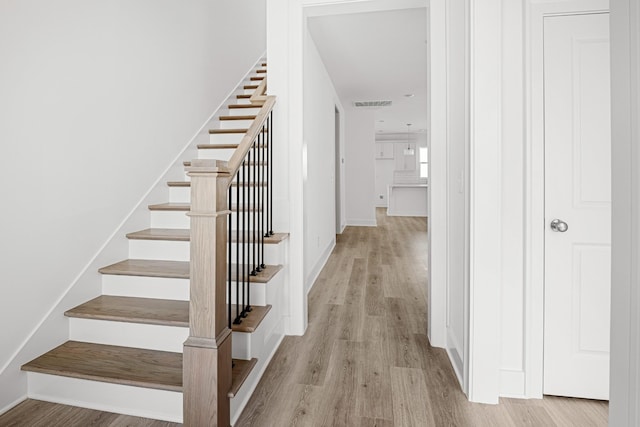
[268,111,274,236]
[260,126,266,270]
[228,186,232,329]
[234,162,243,325]
[243,150,251,317]
[253,139,258,275]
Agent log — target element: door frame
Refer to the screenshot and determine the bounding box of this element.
[524,0,610,399]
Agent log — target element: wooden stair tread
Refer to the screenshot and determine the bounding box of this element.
[229,358,257,398]
[198,143,267,150]
[237,94,251,99]
[147,202,190,212]
[22,341,257,396]
[98,259,189,279]
[126,228,289,244]
[167,181,267,188]
[220,115,257,121]
[228,264,283,283]
[256,69,267,74]
[229,305,271,332]
[21,341,182,392]
[196,143,240,149]
[127,228,190,241]
[229,104,262,109]
[148,203,263,212]
[209,128,250,134]
[250,76,264,81]
[65,296,189,327]
[65,296,272,333]
[99,259,283,282]
[243,85,258,90]
[182,160,267,168]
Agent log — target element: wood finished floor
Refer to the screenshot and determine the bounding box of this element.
[235,209,609,426]
[1,210,608,426]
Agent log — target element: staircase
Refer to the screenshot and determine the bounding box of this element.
[21,61,287,425]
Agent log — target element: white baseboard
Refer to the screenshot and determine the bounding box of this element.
[346,218,377,227]
[499,369,526,398]
[305,239,336,294]
[0,395,26,416]
[231,332,285,426]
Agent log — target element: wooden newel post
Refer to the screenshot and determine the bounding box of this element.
[183,159,232,427]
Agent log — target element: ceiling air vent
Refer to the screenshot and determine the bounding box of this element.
[353,100,392,108]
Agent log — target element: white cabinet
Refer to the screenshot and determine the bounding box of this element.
[375,143,394,159]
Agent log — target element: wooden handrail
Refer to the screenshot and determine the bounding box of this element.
[227,95,275,179]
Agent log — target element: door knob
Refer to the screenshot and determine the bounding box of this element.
[550,219,569,232]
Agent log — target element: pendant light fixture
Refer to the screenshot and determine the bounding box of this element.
[403,123,415,156]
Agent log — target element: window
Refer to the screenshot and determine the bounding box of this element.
[419,147,428,179]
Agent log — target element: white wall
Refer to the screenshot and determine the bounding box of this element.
[610,0,640,424]
[498,0,525,397]
[345,108,377,226]
[0,0,265,411]
[303,32,342,292]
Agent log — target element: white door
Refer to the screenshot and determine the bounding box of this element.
[543,12,611,400]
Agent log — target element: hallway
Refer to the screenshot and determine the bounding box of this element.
[236,209,608,426]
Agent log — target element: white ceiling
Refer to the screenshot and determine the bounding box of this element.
[307,7,428,136]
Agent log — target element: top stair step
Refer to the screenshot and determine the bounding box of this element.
[21,341,257,397]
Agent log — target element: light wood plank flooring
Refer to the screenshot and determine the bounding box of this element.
[2,210,608,426]
[236,209,608,426]
[0,399,180,427]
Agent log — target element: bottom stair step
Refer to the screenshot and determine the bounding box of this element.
[22,341,182,392]
[230,358,257,398]
[22,341,256,395]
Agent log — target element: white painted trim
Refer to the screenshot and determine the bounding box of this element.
[305,238,336,293]
[230,333,285,426]
[500,369,526,398]
[426,0,448,350]
[523,0,609,399]
[609,0,640,424]
[27,374,183,423]
[0,396,26,416]
[467,0,502,405]
[345,219,378,227]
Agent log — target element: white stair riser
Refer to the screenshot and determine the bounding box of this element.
[231,305,274,360]
[129,239,190,262]
[229,244,283,266]
[229,282,267,307]
[26,373,183,423]
[169,186,190,203]
[129,238,283,265]
[236,98,252,105]
[68,318,257,359]
[169,185,268,204]
[209,132,245,145]
[198,147,235,161]
[227,107,261,117]
[150,211,189,229]
[219,119,254,130]
[243,88,257,95]
[69,318,188,353]
[151,211,265,230]
[102,275,189,301]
